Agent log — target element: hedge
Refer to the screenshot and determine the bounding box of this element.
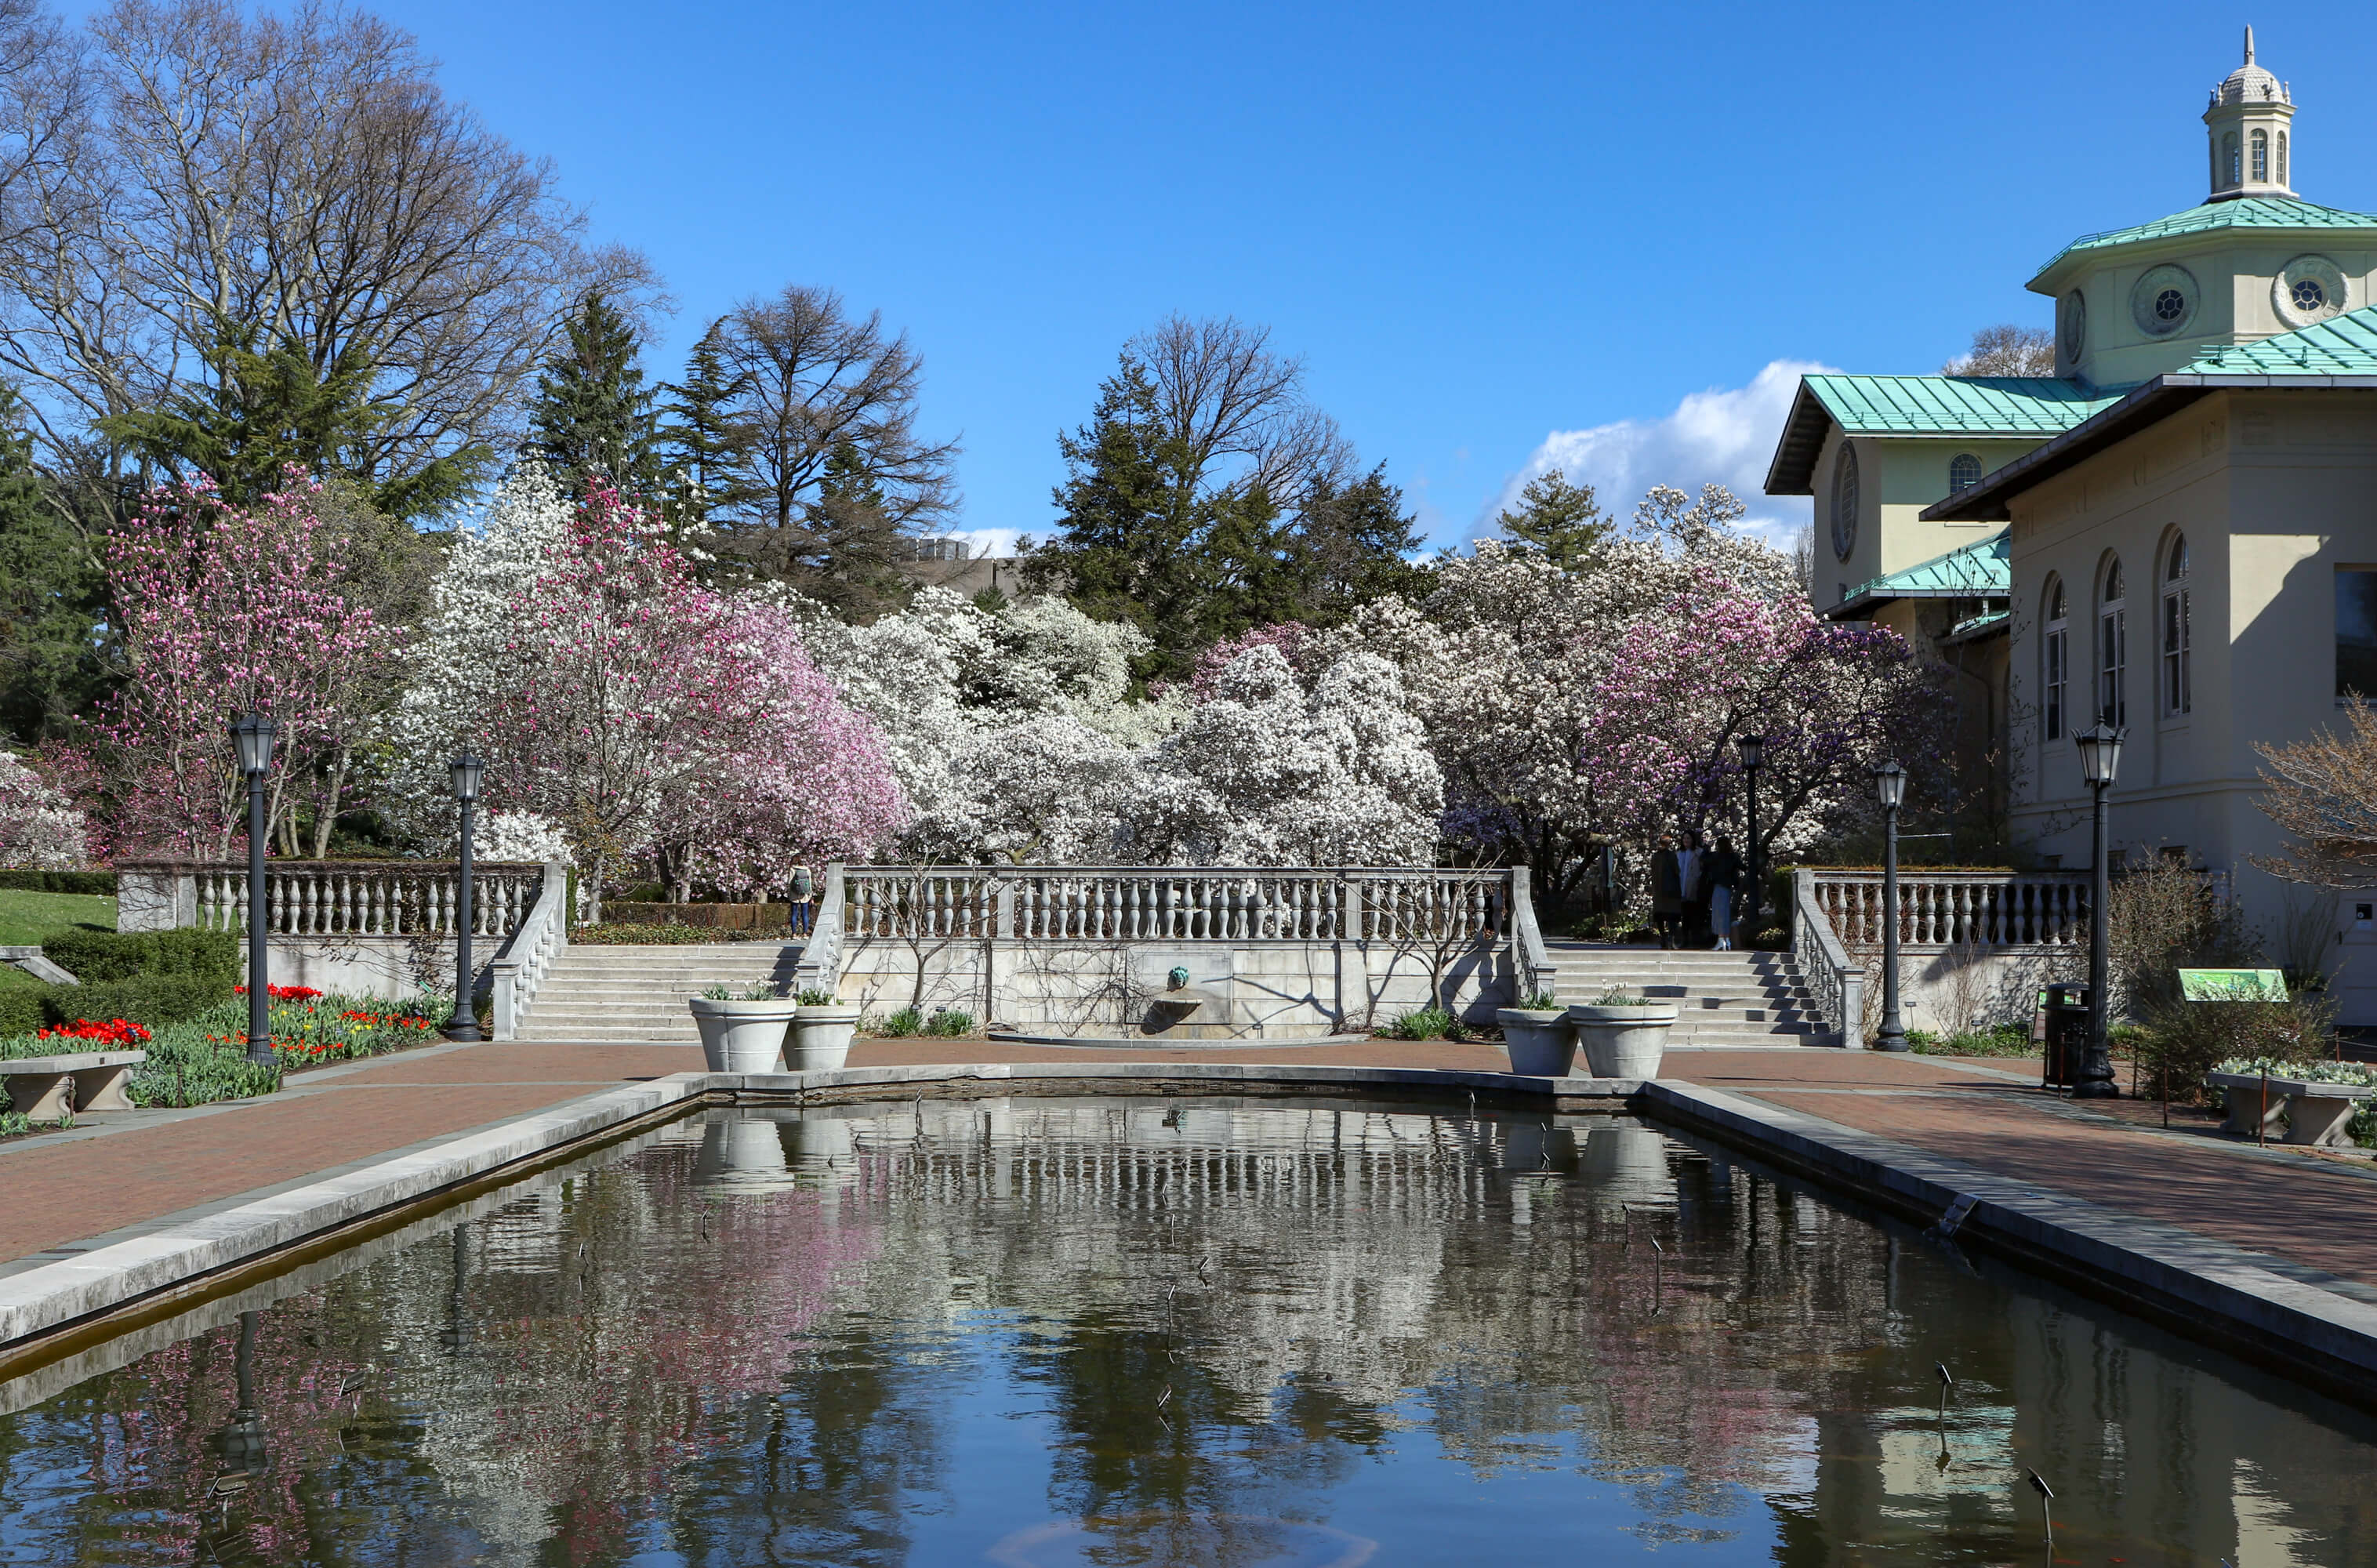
[0,869,118,895]
[42,927,239,986]
[0,974,229,1038]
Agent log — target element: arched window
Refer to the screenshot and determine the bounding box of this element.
[1949,453,1982,494]
[2042,577,2068,741]
[2162,533,2191,717]
[1830,445,1859,562]
[2099,559,2127,728]
[2225,131,2242,184]
[2252,129,2270,181]
[2279,131,2289,184]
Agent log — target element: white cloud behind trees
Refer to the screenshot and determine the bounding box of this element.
[1481,360,1831,545]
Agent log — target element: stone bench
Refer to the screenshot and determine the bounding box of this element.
[2,1050,145,1120]
[2205,1070,2377,1148]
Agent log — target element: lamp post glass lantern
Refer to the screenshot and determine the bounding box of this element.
[1734,733,1764,946]
[230,713,278,1065]
[1872,759,1908,1052]
[446,755,484,1041]
[2074,724,2125,1098]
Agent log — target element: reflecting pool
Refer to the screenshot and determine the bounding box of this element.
[3,1097,2375,1566]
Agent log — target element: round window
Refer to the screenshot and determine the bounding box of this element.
[2132,265,2198,337]
[2058,291,2086,362]
[2276,256,2347,327]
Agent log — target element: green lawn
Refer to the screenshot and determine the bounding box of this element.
[0,888,117,947]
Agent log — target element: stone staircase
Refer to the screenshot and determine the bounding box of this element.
[515,942,804,1043]
[1543,943,1832,1048]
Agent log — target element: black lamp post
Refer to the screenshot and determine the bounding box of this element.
[230,713,277,1065]
[445,754,484,1041]
[1735,733,1764,945]
[2073,722,2125,1098]
[1872,758,1909,1052]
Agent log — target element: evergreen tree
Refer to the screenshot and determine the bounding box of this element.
[101,326,480,520]
[0,393,110,742]
[1496,470,1609,571]
[799,441,916,621]
[659,320,751,528]
[1032,360,1427,681]
[526,292,662,495]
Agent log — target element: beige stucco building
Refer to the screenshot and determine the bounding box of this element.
[1771,33,2377,1020]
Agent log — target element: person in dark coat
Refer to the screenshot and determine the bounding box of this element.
[1650,835,1684,949]
[790,865,815,936]
[1705,836,1744,950]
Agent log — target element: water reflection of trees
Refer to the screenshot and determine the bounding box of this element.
[2,1098,2374,1566]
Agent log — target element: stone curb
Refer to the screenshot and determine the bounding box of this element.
[0,1072,709,1351]
[724,1061,1643,1100]
[1642,1080,2377,1400]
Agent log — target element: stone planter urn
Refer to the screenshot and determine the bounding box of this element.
[688,997,797,1073]
[1495,1008,1577,1076]
[790,1004,862,1072]
[1566,1001,1678,1079]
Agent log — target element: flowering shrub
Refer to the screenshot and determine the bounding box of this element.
[35,1017,151,1046]
[0,751,90,868]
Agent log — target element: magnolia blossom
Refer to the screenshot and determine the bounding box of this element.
[1119,645,1443,866]
[97,474,397,856]
[460,809,570,864]
[0,752,89,868]
[391,470,905,893]
[1328,485,1940,904]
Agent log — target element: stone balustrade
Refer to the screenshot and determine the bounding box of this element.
[1807,869,2091,949]
[841,866,1510,945]
[118,859,546,939]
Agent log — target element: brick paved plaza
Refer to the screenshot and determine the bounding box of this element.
[5,1039,2374,1301]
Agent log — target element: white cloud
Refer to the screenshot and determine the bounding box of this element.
[1484,358,1832,544]
[941,526,1026,559]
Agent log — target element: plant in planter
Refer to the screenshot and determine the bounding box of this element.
[1566,984,1678,1079]
[792,986,862,1072]
[687,981,796,1073]
[1496,989,1576,1076]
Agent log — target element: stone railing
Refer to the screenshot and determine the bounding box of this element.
[1793,871,1865,1050]
[841,866,1511,944]
[489,860,571,1041]
[118,859,547,938]
[791,862,847,998]
[1806,869,2091,949]
[1506,865,1555,1001]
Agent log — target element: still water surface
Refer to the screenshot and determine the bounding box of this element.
[2,1097,2375,1566]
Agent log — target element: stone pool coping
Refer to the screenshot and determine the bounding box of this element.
[5,1059,2377,1410]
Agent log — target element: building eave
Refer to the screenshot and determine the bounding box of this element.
[1920,373,2377,522]
[1763,380,1835,497]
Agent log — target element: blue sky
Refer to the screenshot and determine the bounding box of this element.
[364,1,2375,553]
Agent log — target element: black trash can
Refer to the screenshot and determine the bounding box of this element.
[2041,982,2091,1089]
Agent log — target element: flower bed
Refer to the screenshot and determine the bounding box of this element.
[572,921,774,946]
[0,988,450,1133]
[2208,1056,2377,1145]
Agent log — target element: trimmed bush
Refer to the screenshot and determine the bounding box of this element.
[0,870,118,895]
[42,927,238,986]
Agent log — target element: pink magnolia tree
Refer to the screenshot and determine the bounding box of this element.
[401,476,905,895]
[96,474,394,858]
[1588,571,1943,856]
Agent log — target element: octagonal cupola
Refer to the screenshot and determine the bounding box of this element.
[2204,27,2295,201]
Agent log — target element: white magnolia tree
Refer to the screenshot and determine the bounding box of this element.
[0,753,90,869]
[800,590,1437,866]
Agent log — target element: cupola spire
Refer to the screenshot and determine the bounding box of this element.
[2203,28,2295,201]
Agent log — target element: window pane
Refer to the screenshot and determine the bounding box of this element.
[2339,568,2377,698]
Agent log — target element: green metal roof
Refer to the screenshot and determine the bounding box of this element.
[1803,375,2120,434]
[1767,376,2122,495]
[2177,301,2377,374]
[1830,529,2009,619]
[2033,196,2377,282]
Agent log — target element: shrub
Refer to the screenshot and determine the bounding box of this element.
[2132,996,2332,1102]
[1387,1006,1453,1041]
[0,869,117,895]
[42,927,238,986]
